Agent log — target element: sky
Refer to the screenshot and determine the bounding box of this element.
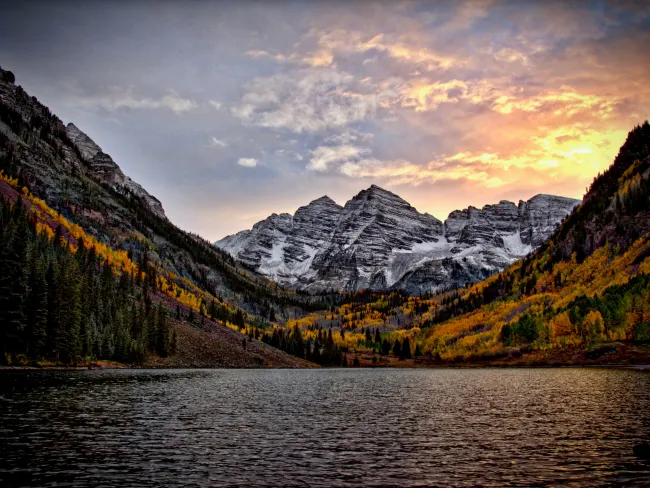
[1,0,650,241]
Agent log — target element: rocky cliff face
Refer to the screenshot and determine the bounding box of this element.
[216,187,580,293]
[65,123,166,219]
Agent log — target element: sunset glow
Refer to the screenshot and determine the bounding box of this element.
[3,0,649,239]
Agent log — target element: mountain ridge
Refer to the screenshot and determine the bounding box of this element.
[65,122,167,219]
[216,186,580,293]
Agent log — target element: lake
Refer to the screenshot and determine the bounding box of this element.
[1,368,649,487]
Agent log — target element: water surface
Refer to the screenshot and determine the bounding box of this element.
[1,368,649,487]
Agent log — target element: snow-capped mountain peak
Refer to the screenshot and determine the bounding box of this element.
[215,186,580,293]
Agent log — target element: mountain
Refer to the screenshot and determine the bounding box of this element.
[4,63,643,369]
[216,185,580,293]
[65,123,166,219]
[409,122,650,363]
[0,65,319,367]
[254,122,650,367]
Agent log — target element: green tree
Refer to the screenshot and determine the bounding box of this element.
[25,251,48,357]
[57,255,81,364]
[0,223,26,363]
[381,338,391,356]
[392,339,401,358]
[401,338,412,359]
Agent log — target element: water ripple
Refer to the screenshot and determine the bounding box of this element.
[1,368,649,487]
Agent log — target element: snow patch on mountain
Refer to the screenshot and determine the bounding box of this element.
[258,238,287,279]
[502,232,533,256]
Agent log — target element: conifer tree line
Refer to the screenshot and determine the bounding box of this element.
[251,322,422,366]
[245,324,345,366]
[0,197,176,365]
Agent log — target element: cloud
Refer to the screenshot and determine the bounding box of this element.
[318,121,628,191]
[209,137,228,148]
[355,34,455,70]
[302,50,334,67]
[159,95,197,113]
[445,0,493,30]
[394,77,624,124]
[307,144,370,172]
[245,50,272,58]
[238,157,258,167]
[314,30,455,71]
[491,88,621,118]
[209,100,222,110]
[337,156,504,188]
[324,130,374,145]
[232,68,379,133]
[492,47,532,64]
[400,79,474,111]
[246,48,333,67]
[75,87,197,114]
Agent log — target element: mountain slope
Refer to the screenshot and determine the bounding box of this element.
[0,65,319,367]
[0,178,305,367]
[65,122,166,219]
[216,186,579,293]
[412,122,650,361]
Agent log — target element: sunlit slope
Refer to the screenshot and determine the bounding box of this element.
[0,173,306,367]
[417,122,650,361]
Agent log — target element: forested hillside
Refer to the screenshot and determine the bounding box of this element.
[0,66,325,367]
[0,188,174,364]
[0,172,308,367]
[229,123,650,366]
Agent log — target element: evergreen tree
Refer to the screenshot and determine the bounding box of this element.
[57,254,81,364]
[392,339,401,358]
[0,213,27,363]
[402,338,412,359]
[156,303,170,357]
[25,251,47,357]
[292,325,305,359]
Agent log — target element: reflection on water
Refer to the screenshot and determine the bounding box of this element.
[1,368,649,487]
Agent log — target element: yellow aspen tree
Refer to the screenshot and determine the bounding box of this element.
[583,310,605,342]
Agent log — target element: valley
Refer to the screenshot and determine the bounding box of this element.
[1,65,649,369]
